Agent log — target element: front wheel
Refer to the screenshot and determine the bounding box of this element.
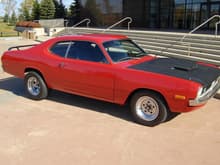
[24,71,48,100]
[130,91,169,126]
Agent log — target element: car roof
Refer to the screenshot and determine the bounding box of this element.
[52,33,128,43]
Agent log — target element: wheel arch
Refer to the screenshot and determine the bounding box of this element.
[125,88,170,110]
[24,68,49,100]
[24,67,47,85]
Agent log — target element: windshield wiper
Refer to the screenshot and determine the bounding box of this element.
[118,57,136,62]
[136,52,147,57]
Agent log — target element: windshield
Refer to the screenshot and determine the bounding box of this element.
[103,40,147,62]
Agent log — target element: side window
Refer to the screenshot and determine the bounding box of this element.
[67,41,107,63]
[50,41,71,58]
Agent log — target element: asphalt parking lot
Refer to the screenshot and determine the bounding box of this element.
[0,38,220,165]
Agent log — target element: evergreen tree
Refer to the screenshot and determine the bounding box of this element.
[58,0,66,18]
[69,0,81,22]
[3,14,9,23]
[22,0,34,10]
[18,14,25,21]
[53,0,59,18]
[10,11,17,25]
[24,6,31,21]
[40,0,55,19]
[31,0,40,20]
[52,0,66,18]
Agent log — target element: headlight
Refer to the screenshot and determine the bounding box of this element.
[189,77,220,106]
[196,86,203,98]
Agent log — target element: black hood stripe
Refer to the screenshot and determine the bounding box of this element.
[129,58,220,87]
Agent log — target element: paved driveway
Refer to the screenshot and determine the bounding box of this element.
[0,38,220,165]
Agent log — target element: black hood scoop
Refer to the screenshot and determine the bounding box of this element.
[129,58,220,87]
[172,62,198,71]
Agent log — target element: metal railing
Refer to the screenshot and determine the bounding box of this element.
[180,15,220,56]
[67,18,91,35]
[72,18,91,28]
[160,15,220,57]
[215,20,220,36]
[103,17,132,32]
[64,20,69,27]
[181,15,220,41]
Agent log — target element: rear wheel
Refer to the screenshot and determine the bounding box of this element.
[24,71,48,100]
[130,91,169,126]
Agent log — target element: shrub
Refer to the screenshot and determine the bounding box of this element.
[28,22,41,28]
[16,21,41,28]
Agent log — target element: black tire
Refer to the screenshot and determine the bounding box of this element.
[24,71,48,100]
[130,91,169,126]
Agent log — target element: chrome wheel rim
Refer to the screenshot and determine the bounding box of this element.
[135,96,159,121]
[27,77,41,96]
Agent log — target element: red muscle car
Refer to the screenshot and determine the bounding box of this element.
[1,34,220,126]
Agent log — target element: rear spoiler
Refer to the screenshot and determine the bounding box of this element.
[8,44,39,51]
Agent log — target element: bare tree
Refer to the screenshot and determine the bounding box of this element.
[1,0,17,23]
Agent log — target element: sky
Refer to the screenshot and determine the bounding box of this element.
[0,0,73,16]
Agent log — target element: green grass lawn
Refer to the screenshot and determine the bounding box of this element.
[0,21,18,37]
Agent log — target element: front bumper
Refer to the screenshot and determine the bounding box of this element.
[189,77,220,106]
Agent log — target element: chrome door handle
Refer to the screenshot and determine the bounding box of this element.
[59,62,65,68]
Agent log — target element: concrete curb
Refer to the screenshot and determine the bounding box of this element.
[0,37,23,40]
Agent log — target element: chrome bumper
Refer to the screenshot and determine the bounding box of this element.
[189,77,220,106]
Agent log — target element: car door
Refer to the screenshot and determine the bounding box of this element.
[60,41,115,101]
[45,41,71,90]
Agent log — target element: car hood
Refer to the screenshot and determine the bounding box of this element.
[129,57,220,88]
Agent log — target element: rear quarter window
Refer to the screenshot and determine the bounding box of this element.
[50,41,71,58]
